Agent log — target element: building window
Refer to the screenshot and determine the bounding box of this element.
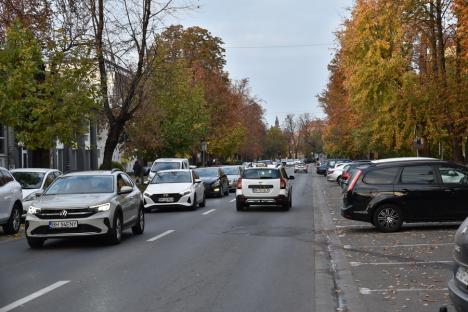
[0,125,5,155]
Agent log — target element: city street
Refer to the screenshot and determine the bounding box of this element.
[0,170,459,311]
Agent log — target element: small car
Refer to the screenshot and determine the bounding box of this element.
[0,167,23,234]
[143,169,205,211]
[294,162,308,173]
[194,167,229,197]
[221,165,243,192]
[236,166,294,211]
[25,170,144,248]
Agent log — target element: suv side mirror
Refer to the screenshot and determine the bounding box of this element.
[119,186,133,194]
[35,191,44,198]
[289,175,295,180]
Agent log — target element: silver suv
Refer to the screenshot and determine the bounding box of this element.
[0,167,23,234]
[25,170,144,248]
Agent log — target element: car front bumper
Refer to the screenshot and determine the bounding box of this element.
[144,193,193,208]
[25,212,112,238]
[449,277,468,312]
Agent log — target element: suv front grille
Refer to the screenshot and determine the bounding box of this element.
[36,208,96,220]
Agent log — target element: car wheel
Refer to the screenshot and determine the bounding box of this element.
[131,206,145,235]
[282,195,291,211]
[236,199,244,211]
[3,204,22,235]
[190,194,198,211]
[27,236,45,249]
[199,194,206,208]
[107,212,123,245]
[373,204,403,233]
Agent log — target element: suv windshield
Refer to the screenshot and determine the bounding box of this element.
[45,176,114,194]
[243,169,280,179]
[12,172,45,189]
[222,167,240,175]
[194,168,219,177]
[151,162,180,172]
[151,171,191,184]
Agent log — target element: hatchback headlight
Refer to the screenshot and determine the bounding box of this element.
[181,190,191,196]
[90,203,111,212]
[28,206,41,214]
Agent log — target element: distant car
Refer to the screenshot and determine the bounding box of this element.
[25,170,145,248]
[11,168,62,215]
[326,163,346,182]
[286,159,295,167]
[236,166,294,211]
[148,158,190,182]
[294,162,308,173]
[194,167,229,197]
[449,218,468,311]
[339,161,372,188]
[342,159,468,232]
[0,167,23,235]
[143,169,205,211]
[222,165,243,192]
[316,161,328,175]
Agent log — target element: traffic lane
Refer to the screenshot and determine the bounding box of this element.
[0,194,233,306]
[317,175,455,311]
[0,174,314,312]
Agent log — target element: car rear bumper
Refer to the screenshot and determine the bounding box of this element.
[341,205,371,223]
[236,195,288,206]
[449,278,468,311]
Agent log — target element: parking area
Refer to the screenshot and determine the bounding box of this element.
[318,173,458,311]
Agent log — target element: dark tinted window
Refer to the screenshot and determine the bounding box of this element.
[12,172,45,189]
[363,167,399,184]
[400,166,435,184]
[243,169,280,179]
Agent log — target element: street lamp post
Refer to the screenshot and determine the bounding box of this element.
[200,139,207,167]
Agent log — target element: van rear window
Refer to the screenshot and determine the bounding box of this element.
[362,167,399,185]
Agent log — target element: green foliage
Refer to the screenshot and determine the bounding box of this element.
[263,127,288,159]
[0,22,97,150]
[99,161,125,172]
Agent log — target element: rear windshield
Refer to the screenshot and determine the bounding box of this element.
[151,162,180,172]
[45,176,114,194]
[243,169,280,179]
[222,167,240,175]
[363,167,399,185]
[12,172,45,189]
[194,167,219,177]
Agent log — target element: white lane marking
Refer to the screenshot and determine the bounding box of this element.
[343,242,454,249]
[350,260,452,267]
[0,281,70,312]
[202,209,216,215]
[229,198,236,202]
[147,230,175,242]
[359,287,448,295]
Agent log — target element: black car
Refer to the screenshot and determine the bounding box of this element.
[449,218,468,311]
[342,159,468,232]
[193,167,229,197]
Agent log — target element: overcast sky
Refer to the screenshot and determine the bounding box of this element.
[170,0,354,126]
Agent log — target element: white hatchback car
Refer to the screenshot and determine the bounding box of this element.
[143,169,205,211]
[326,163,347,182]
[11,168,62,214]
[236,166,294,211]
[0,167,23,234]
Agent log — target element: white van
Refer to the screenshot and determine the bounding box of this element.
[148,158,190,182]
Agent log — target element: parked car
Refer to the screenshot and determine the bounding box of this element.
[339,161,372,188]
[147,158,190,182]
[236,166,294,211]
[221,165,243,192]
[326,159,352,176]
[143,169,205,211]
[11,168,62,215]
[326,163,347,182]
[294,162,308,173]
[449,217,468,311]
[316,161,329,175]
[342,158,468,232]
[0,167,23,234]
[25,170,145,248]
[194,167,229,197]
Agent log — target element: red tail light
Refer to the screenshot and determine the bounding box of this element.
[342,172,349,180]
[280,178,287,189]
[347,170,362,192]
[236,178,242,189]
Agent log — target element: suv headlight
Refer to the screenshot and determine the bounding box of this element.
[90,203,111,212]
[181,189,191,196]
[28,206,41,214]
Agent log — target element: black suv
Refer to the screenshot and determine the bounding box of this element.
[342,159,468,232]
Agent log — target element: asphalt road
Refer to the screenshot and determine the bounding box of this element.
[0,171,320,312]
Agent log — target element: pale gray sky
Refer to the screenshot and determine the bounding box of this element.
[171,0,353,126]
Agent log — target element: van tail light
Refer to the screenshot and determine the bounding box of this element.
[236,178,242,189]
[280,178,287,189]
[347,170,362,192]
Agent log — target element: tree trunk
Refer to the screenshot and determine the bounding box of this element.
[102,121,125,169]
[435,0,447,86]
[451,136,464,163]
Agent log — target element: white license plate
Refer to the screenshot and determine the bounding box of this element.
[253,188,270,193]
[456,266,468,286]
[158,197,174,203]
[49,220,78,229]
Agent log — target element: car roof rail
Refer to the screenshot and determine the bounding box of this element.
[111,168,122,173]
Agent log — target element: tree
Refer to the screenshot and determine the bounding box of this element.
[0,23,97,162]
[263,126,288,159]
[283,114,299,158]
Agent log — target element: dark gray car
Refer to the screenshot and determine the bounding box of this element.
[25,170,145,248]
[449,217,468,311]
